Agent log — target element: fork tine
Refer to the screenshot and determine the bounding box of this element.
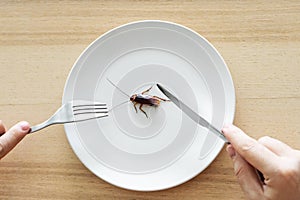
[73,104,107,112]
[74,110,108,115]
[72,113,109,123]
[73,103,106,108]
[72,103,108,118]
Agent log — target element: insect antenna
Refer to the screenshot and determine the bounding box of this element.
[108,100,129,112]
[106,78,130,98]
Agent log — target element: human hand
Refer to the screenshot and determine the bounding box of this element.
[222,124,300,200]
[0,120,30,159]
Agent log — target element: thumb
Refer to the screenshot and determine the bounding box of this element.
[0,121,30,159]
[227,145,263,200]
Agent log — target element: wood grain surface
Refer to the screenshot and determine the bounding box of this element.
[0,1,299,199]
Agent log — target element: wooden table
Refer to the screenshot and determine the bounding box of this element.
[0,1,299,199]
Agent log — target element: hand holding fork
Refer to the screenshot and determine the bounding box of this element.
[0,100,108,158]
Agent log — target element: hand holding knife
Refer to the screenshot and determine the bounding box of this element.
[157,84,266,183]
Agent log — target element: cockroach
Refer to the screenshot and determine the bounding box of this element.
[107,78,169,118]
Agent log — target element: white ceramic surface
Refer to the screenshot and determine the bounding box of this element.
[63,20,235,191]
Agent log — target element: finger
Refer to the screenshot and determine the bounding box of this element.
[0,120,7,134]
[227,145,263,199]
[0,121,30,159]
[222,124,279,175]
[258,136,294,157]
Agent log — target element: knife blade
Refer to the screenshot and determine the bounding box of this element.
[157,84,229,143]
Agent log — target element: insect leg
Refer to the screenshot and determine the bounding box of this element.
[139,104,148,118]
[141,86,153,94]
[133,102,138,113]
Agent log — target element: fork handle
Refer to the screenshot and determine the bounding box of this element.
[30,122,50,133]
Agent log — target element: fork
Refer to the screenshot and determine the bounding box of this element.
[0,100,108,136]
[27,100,108,133]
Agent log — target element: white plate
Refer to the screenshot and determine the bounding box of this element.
[63,20,235,191]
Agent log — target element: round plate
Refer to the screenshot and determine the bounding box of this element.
[63,20,235,191]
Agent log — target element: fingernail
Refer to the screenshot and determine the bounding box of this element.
[19,121,30,131]
[222,125,229,132]
[226,145,236,158]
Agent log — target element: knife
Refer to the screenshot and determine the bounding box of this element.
[157,84,267,182]
[157,84,229,144]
